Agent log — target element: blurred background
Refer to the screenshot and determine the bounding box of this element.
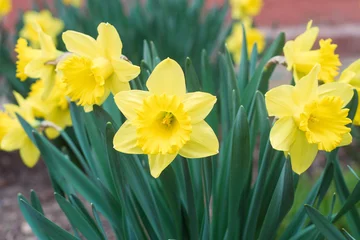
[1,0,360,239]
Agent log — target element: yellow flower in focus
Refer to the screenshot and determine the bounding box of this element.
[58,22,140,112]
[230,0,262,19]
[338,59,360,125]
[0,0,11,20]
[20,10,64,48]
[28,78,72,139]
[63,0,82,8]
[0,92,40,167]
[226,20,265,64]
[15,38,41,81]
[113,58,219,178]
[284,21,341,83]
[25,26,63,99]
[265,65,353,174]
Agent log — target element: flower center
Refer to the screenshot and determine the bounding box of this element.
[298,96,351,151]
[134,94,192,155]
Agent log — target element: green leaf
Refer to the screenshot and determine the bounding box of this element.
[258,159,294,240]
[18,195,78,240]
[30,190,44,215]
[227,106,251,239]
[333,181,360,223]
[55,193,105,240]
[185,57,202,91]
[305,205,347,240]
[237,23,249,91]
[342,229,356,240]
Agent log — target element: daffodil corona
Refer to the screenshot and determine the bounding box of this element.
[113,58,219,178]
[284,21,341,83]
[265,65,353,174]
[58,22,140,112]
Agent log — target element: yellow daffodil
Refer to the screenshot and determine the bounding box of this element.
[265,65,353,174]
[24,26,63,99]
[0,92,40,167]
[230,0,263,19]
[284,20,341,83]
[338,59,360,125]
[226,20,265,64]
[113,58,219,178]
[20,10,64,48]
[58,22,140,112]
[0,0,11,20]
[15,38,41,81]
[63,0,82,8]
[28,78,72,139]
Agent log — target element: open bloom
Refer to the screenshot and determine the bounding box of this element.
[284,21,341,83]
[20,10,64,47]
[230,0,262,19]
[0,0,11,20]
[28,78,72,139]
[265,65,353,174]
[24,26,63,99]
[338,59,360,125]
[0,92,40,167]
[226,20,265,64]
[113,58,219,178]
[15,38,41,81]
[58,22,140,112]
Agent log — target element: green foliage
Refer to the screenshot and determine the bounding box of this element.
[1,0,360,239]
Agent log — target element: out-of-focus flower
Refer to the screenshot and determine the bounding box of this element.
[15,38,41,81]
[20,10,64,48]
[113,58,219,178]
[24,26,63,99]
[28,78,71,139]
[0,92,40,167]
[265,65,353,174]
[230,0,262,19]
[63,0,82,8]
[0,0,11,20]
[338,59,360,125]
[58,22,140,112]
[226,20,265,64]
[284,20,341,83]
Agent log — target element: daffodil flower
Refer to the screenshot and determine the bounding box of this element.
[24,26,63,99]
[27,78,72,139]
[226,19,265,64]
[230,0,263,19]
[338,59,360,125]
[113,58,219,178]
[20,10,64,48]
[58,22,140,112]
[0,92,40,167]
[265,64,353,174]
[284,21,341,83]
[0,0,11,20]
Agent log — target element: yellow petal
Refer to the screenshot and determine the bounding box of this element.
[38,28,57,54]
[294,21,319,51]
[283,40,295,71]
[146,58,186,97]
[265,85,296,117]
[318,82,354,107]
[114,90,150,120]
[179,120,219,158]
[339,59,360,88]
[62,31,99,58]
[41,67,57,99]
[19,138,40,168]
[97,23,123,59]
[182,92,217,124]
[338,70,356,84]
[269,116,297,151]
[293,64,320,106]
[148,153,177,178]
[289,130,318,174]
[112,58,140,82]
[1,127,27,151]
[25,59,45,78]
[113,120,143,154]
[107,74,131,95]
[339,133,352,147]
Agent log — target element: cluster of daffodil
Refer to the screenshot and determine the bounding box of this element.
[227,0,265,64]
[265,20,360,174]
